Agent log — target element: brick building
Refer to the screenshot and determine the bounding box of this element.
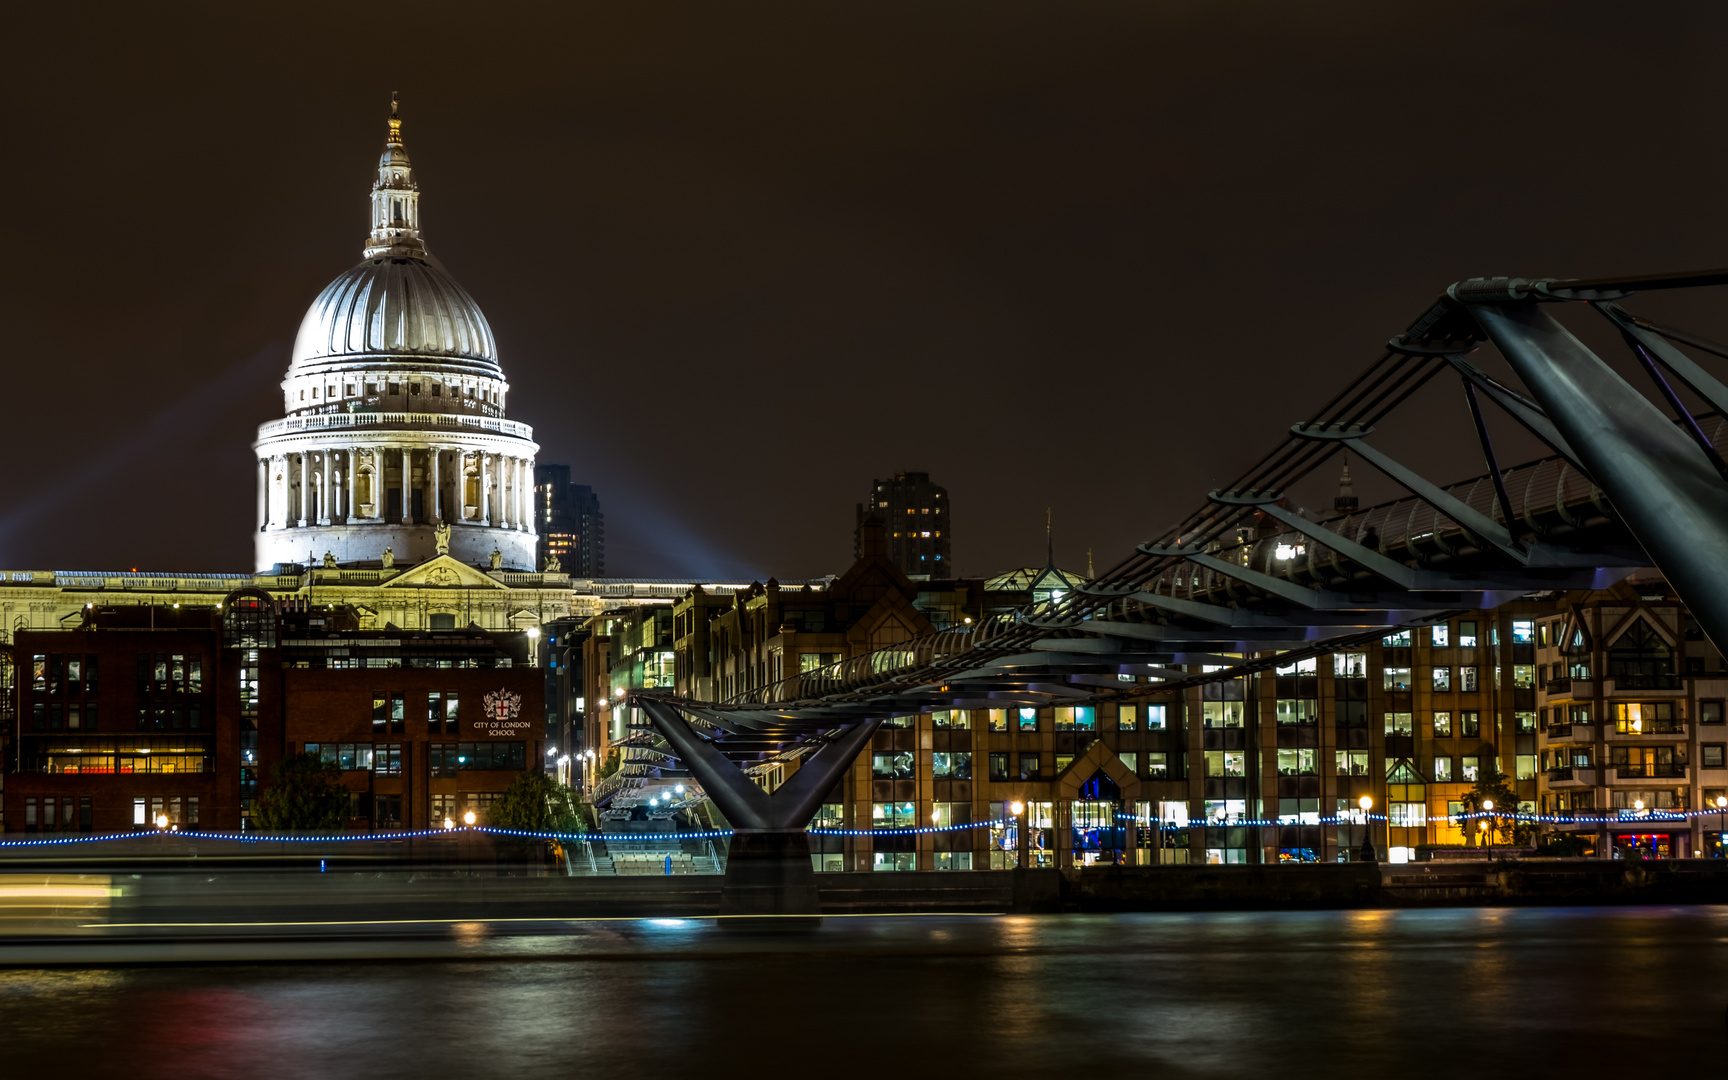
[6,592,542,833]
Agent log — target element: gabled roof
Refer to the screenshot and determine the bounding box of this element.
[1386,759,1426,785]
[380,555,510,590]
[984,566,1088,592]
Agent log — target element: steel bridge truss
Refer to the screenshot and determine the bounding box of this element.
[632,266,1728,900]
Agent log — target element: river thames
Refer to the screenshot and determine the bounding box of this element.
[1,906,1722,1077]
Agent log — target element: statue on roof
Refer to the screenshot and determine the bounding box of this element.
[489,545,503,570]
[381,546,395,569]
[322,551,338,568]
[543,550,561,573]
[434,520,451,556]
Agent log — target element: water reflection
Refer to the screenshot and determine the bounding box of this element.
[0,909,1724,1078]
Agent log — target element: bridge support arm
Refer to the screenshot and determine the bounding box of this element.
[1471,302,1728,657]
[1290,425,1527,562]
[756,717,883,830]
[638,697,773,831]
[638,696,884,916]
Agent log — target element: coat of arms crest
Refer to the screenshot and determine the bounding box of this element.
[482,689,522,721]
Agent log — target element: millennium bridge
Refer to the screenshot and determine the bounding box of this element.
[630,267,1728,912]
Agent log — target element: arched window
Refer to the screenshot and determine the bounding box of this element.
[1609,618,1674,689]
[222,591,277,649]
[1561,620,1592,679]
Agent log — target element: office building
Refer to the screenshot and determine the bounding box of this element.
[858,472,951,578]
[534,464,604,576]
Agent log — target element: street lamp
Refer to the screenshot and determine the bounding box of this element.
[154,813,169,830]
[1479,819,1491,860]
[443,816,454,830]
[463,810,477,827]
[1716,795,1727,858]
[1482,799,1494,860]
[1358,795,1375,862]
[1010,801,1026,868]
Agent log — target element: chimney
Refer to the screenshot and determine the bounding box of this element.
[858,513,887,559]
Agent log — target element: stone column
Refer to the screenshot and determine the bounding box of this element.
[431,446,442,523]
[272,454,287,530]
[257,459,268,532]
[401,447,413,525]
[319,450,334,526]
[481,453,493,526]
[522,458,533,533]
[514,457,525,529]
[346,448,357,521]
[499,455,511,529]
[297,453,309,527]
[515,458,528,531]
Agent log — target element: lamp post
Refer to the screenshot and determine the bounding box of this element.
[463,809,477,827]
[1010,801,1026,868]
[1479,819,1490,860]
[1358,795,1375,863]
[1482,799,1493,861]
[1716,796,1727,858]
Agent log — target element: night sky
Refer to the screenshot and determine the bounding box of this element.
[5,3,1726,580]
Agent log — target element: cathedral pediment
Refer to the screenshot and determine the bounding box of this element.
[382,555,510,590]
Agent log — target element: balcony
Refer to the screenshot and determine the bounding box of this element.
[1544,678,1593,700]
[1609,721,1687,738]
[1608,763,1688,781]
[1545,767,1595,786]
[256,411,534,441]
[1541,724,1593,745]
[1614,806,1690,821]
[1606,675,1684,693]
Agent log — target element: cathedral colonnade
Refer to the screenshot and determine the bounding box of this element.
[254,432,538,570]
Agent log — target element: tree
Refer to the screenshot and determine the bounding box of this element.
[1539,831,1591,858]
[596,750,621,781]
[488,771,580,833]
[255,752,352,833]
[1459,766,1522,846]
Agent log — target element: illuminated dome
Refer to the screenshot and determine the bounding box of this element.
[288,256,501,381]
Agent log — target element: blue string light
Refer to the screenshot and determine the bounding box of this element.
[476,827,732,842]
[4,808,1717,849]
[0,831,143,848]
[808,818,1010,837]
[0,820,1021,848]
[1101,810,1709,828]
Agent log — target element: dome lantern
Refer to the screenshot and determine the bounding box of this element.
[364,92,425,260]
